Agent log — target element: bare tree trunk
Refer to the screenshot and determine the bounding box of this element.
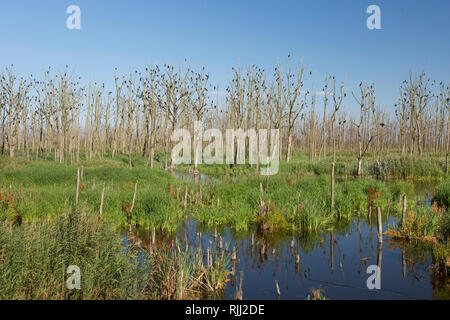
[286,132,293,163]
[357,156,362,177]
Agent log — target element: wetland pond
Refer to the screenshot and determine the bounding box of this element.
[126,177,448,300]
[128,216,448,300]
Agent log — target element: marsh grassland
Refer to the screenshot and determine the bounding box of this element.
[0,65,449,299]
[0,151,448,300]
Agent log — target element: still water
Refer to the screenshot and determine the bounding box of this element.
[174,218,445,300]
[128,177,447,300]
[128,216,447,300]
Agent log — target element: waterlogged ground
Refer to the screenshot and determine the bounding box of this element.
[125,177,447,300]
[129,216,448,300]
[198,219,444,299]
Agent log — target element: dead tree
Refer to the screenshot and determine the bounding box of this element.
[281,58,307,163]
[192,69,210,172]
[352,82,377,177]
[330,77,345,212]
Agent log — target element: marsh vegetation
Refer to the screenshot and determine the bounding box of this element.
[0,62,448,299]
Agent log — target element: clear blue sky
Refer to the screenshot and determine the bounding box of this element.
[0,0,449,112]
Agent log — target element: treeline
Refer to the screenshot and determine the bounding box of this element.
[0,60,449,172]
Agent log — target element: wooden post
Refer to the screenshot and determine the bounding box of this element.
[183,186,188,213]
[376,207,383,243]
[128,181,138,232]
[99,185,105,222]
[259,183,268,217]
[75,167,80,206]
[259,182,263,211]
[402,194,407,228]
[152,227,156,246]
[130,181,138,213]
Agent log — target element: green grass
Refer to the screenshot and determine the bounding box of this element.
[189,174,394,232]
[0,151,447,299]
[181,151,446,180]
[0,151,446,233]
[0,156,181,231]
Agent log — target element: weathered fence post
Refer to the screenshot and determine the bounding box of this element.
[152,227,156,246]
[99,185,105,222]
[128,181,138,232]
[402,193,407,228]
[75,167,80,206]
[183,186,188,213]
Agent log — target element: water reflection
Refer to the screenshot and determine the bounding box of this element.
[126,215,447,300]
[174,172,217,185]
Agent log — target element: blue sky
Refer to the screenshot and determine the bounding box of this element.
[0,0,449,112]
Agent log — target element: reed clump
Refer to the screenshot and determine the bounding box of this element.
[148,242,231,300]
[306,288,328,300]
[435,178,450,209]
[0,204,232,300]
[385,205,444,244]
[0,205,149,300]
